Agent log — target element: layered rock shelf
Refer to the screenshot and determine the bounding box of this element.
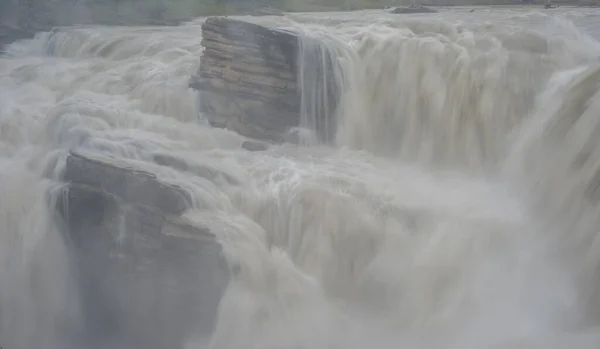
[191,17,340,142]
[57,152,229,349]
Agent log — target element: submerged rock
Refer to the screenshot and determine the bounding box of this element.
[57,152,229,349]
[153,152,241,184]
[64,152,191,214]
[390,6,437,14]
[254,7,285,16]
[242,140,270,151]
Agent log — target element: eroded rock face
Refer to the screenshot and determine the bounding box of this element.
[191,17,301,142]
[57,152,229,349]
[191,17,342,143]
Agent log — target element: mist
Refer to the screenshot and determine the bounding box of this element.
[2,3,600,349]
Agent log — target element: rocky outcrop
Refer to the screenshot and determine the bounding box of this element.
[57,152,229,349]
[191,17,341,143]
[191,17,300,142]
[390,6,437,14]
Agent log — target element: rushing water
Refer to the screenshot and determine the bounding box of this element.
[3,6,600,349]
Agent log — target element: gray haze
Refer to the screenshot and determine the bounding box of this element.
[3,5,600,349]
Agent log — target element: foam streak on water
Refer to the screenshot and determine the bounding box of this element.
[2,7,600,349]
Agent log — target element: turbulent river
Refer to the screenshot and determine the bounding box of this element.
[3,5,600,349]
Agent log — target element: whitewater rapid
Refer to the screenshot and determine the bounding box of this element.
[2,6,600,349]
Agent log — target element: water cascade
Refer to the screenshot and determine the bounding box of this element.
[1,7,600,349]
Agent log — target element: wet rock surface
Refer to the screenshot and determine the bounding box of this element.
[64,152,192,215]
[191,17,301,142]
[191,17,342,143]
[57,152,229,349]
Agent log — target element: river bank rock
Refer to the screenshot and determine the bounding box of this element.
[57,152,229,349]
[191,17,340,143]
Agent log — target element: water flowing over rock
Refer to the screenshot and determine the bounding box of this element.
[5,7,600,349]
[191,17,342,143]
[57,152,229,349]
[0,24,36,53]
[254,7,285,16]
[242,140,270,151]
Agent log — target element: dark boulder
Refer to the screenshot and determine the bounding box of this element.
[57,152,229,349]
